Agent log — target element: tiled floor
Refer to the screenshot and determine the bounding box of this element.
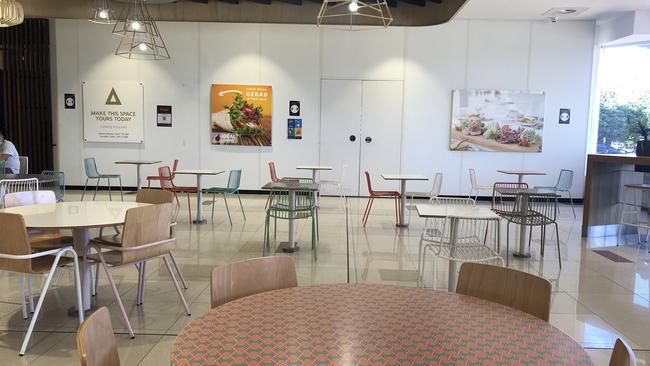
[1,191,649,365]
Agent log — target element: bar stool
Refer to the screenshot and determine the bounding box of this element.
[617,184,650,249]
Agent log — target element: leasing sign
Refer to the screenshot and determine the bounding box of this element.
[82,81,144,143]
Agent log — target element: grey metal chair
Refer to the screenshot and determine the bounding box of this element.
[407,172,443,223]
[41,170,65,202]
[81,158,123,201]
[203,169,245,225]
[534,169,575,218]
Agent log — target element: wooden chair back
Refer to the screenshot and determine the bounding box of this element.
[136,189,174,205]
[119,204,173,264]
[456,262,552,321]
[4,190,56,208]
[610,338,636,366]
[0,212,35,273]
[211,256,297,308]
[76,307,121,366]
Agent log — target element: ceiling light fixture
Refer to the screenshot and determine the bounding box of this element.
[113,0,170,60]
[0,0,23,27]
[89,0,116,24]
[317,0,392,31]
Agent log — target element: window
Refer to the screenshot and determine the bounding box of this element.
[595,44,650,154]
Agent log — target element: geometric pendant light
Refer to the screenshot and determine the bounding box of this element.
[89,0,117,24]
[0,0,24,28]
[316,0,393,31]
[113,0,170,60]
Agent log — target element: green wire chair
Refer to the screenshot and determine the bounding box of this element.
[263,179,319,260]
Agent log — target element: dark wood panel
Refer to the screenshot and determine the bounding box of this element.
[0,19,53,174]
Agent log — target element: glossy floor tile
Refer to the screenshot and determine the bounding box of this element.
[0,191,648,365]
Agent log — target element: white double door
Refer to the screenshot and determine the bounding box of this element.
[320,79,404,197]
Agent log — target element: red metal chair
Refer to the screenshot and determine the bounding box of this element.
[362,171,401,227]
[269,162,279,182]
[147,160,179,188]
[156,166,196,222]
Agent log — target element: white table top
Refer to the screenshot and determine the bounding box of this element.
[115,160,162,165]
[0,201,149,229]
[381,174,429,181]
[296,166,334,171]
[416,204,499,219]
[174,169,225,176]
[497,170,546,176]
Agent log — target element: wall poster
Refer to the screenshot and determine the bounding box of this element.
[450,89,545,153]
[288,118,302,139]
[210,84,273,146]
[82,81,144,143]
[157,105,172,127]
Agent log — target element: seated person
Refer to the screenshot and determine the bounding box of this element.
[0,129,20,174]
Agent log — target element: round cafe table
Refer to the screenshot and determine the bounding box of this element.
[171,284,593,365]
[0,201,149,312]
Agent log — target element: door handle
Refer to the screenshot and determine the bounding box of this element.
[365,136,372,143]
[349,135,356,142]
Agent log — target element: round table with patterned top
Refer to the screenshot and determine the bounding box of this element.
[171,283,593,365]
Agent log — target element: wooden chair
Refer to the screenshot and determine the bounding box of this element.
[362,171,401,227]
[0,212,83,355]
[89,204,190,338]
[456,262,551,321]
[610,338,636,366]
[76,307,121,366]
[210,256,297,308]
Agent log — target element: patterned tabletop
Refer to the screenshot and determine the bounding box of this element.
[171,284,593,365]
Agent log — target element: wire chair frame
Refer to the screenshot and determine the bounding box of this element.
[491,182,529,215]
[41,171,65,202]
[0,178,38,208]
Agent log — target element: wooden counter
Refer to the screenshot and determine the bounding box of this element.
[582,154,650,237]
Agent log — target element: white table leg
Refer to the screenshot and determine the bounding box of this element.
[193,174,206,224]
[312,170,317,182]
[518,175,523,184]
[397,180,408,227]
[72,228,92,311]
[136,164,142,191]
[513,193,531,258]
[281,190,299,253]
[448,217,459,292]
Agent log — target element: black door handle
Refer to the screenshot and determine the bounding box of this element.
[349,135,356,142]
[365,136,372,143]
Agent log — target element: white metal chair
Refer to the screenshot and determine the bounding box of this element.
[534,169,576,218]
[417,198,503,289]
[407,172,443,222]
[18,156,28,174]
[468,169,492,201]
[0,178,38,208]
[0,212,83,355]
[319,164,347,211]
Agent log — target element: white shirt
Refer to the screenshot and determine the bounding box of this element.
[0,139,20,173]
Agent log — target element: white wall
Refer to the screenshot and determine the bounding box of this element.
[52,18,595,197]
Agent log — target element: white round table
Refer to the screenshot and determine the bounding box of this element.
[1,201,149,311]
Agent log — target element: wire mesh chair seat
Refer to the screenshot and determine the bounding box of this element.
[0,178,39,208]
[491,182,529,215]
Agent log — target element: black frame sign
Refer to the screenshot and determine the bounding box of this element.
[157,105,172,127]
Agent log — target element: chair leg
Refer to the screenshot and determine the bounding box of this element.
[119,176,123,201]
[93,264,99,296]
[107,177,112,201]
[81,178,89,201]
[162,255,191,315]
[169,251,188,289]
[100,258,134,338]
[394,196,400,225]
[263,213,271,256]
[236,191,246,221]
[338,184,346,213]
[417,237,425,286]
[408,195,413,225]
[312,211,318,261]
[28,277,34,313]
[540,225,546,257]
[71,254,84,326]
[223,193,232,225]
[567,190,576,218]
[18,276,28,319]
[362,197,374,227]
[93,178,100,200]
[506,221,510,267]
[554,222,562,268]
[211,193,216,221]
[186,193,192,223]
[19,257,61,355]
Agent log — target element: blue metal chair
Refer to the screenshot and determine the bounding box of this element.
[534,169,575,218]
[81,158,123,201]
[203,170,245,225]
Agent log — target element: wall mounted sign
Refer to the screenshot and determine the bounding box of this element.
[64,93,76,109]
[289,100,300,116]
[210,84,273,146]
[288,119,302,140]
[157,105,172,127]
[559,108,570,124]
[82,81,144,143]
[450,89,545,153]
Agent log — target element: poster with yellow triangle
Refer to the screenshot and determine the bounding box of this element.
[82,81,144,143]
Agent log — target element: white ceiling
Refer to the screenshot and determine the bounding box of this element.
[456,0,650,21]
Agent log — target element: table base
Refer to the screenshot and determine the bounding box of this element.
[513,252,532,258]
[277,242,300,253]
[192,219,208,224]
[396,223,409,228]
[67,305,98,317]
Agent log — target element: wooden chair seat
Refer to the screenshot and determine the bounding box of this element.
[30,256,74,273]
[29,233,74,250]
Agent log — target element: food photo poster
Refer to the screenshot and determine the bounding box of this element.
[211,84,273,146]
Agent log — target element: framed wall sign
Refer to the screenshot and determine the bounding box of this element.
[157,105,172,127]
[82,81,144,143]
